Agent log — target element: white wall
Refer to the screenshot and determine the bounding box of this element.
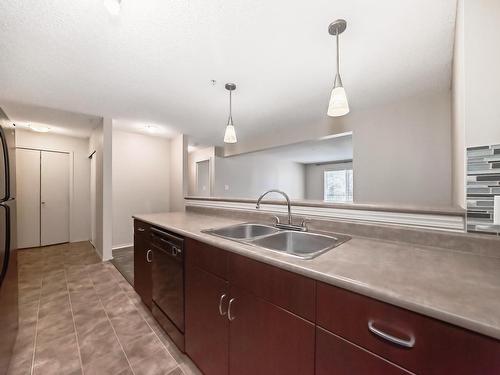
[452,0,466,208]
[15,129,90,242]
[224,90,452,207]
[465,0,500,147]
[102,119,113,260]
[169,134,188,212]
[112,130,170,248]
[305,161,353,201]
[89,125,104,258]
[213,153,305,200]
[88,118,112,260]
[352,91,452,207]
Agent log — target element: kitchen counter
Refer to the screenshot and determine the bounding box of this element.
[133,211,500,341]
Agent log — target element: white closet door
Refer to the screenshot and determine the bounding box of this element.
[16,149,41,249]
[40,151,70,246]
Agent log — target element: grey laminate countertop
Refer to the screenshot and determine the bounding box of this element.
[133,211,500,340]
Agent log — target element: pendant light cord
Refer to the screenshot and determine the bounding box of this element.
[227,90,233,126]
[336,32,340,76]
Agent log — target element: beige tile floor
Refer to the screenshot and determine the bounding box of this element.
[7,241,201,375]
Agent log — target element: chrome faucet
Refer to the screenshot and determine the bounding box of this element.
[255,189,308,231]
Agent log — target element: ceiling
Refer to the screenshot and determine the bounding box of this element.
[1,101,101,138]
[0,0,457,145]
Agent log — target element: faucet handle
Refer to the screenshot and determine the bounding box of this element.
[272,216,281,225]
[300,218,311,230]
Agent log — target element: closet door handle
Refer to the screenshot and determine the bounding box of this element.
[218,294,227,316]
[228,298,236,321]
[146,249,153,263]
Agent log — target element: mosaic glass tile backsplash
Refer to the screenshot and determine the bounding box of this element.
[467,144,500,235]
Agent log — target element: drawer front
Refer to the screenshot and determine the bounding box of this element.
[133,233,152,308]
[316,327,411,375]
[317,282,500,374]
[227,252,315,321]
[186,238,228,280]
[134,220,151,236]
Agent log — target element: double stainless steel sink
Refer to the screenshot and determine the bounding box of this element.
[202,223,350,260]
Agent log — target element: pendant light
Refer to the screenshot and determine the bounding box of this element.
[224,83,237,143]
[327,19,350,117]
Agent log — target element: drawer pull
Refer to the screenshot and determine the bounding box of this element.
[137,227,145,232]
[146,249,153,263]
[368,320,415,348]
[218,294,227,316]
[228,298,236,321]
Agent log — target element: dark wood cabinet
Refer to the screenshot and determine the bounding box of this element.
[153,234,500,375]
[227,252,315,321]
[228,286,315,375]
[316,327,410,375]
[317,281,500,374]
[185,264,229,375]
[133,220,152,308]
[185,238,227,279]
[185,239,315,375]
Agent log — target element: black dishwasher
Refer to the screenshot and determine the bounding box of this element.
[150,227,185,351]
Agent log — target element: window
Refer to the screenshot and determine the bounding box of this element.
[324,169,353,202]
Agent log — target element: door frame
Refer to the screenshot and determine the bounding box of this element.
[16,146,73,244]
[195,159,211,197]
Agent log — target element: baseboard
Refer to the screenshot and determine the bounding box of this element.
[112,243,133,251]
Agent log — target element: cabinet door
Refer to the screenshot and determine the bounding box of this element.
[316,327,411,375]
[185,264,229,375]
[228,286,315,375]
[133,231,152,308]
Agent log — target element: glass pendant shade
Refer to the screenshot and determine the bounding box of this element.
[224,83,237,143]
[328,80,349,117]
[224,124,237,143]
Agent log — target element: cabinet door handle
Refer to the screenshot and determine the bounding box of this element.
[146,249,153,263]
[137,227,145,232]
[218,294,227,316]
[227,298,236,321]
[368,320,415,348]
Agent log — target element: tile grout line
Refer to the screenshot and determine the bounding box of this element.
[63,267,85,375]
[29,260,44,375]
[106,262,183,372]
[86,265,137,375]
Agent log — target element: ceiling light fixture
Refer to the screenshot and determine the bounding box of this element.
[29,124,50,133]
[104,0,121,16]
[144,124,158,134]
[223,83,237,144]
[327,19,350,117]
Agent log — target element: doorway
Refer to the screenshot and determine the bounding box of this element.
[196,159,210,197]
[16,148,70,248]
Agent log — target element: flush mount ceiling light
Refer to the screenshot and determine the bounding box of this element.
[29,124,50,133]
[327,19,350,117]
[143,124,158,134]
[104,0,121,16]
[223,83,237,144]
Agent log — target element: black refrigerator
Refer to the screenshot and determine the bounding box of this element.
[0,116,17,375]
